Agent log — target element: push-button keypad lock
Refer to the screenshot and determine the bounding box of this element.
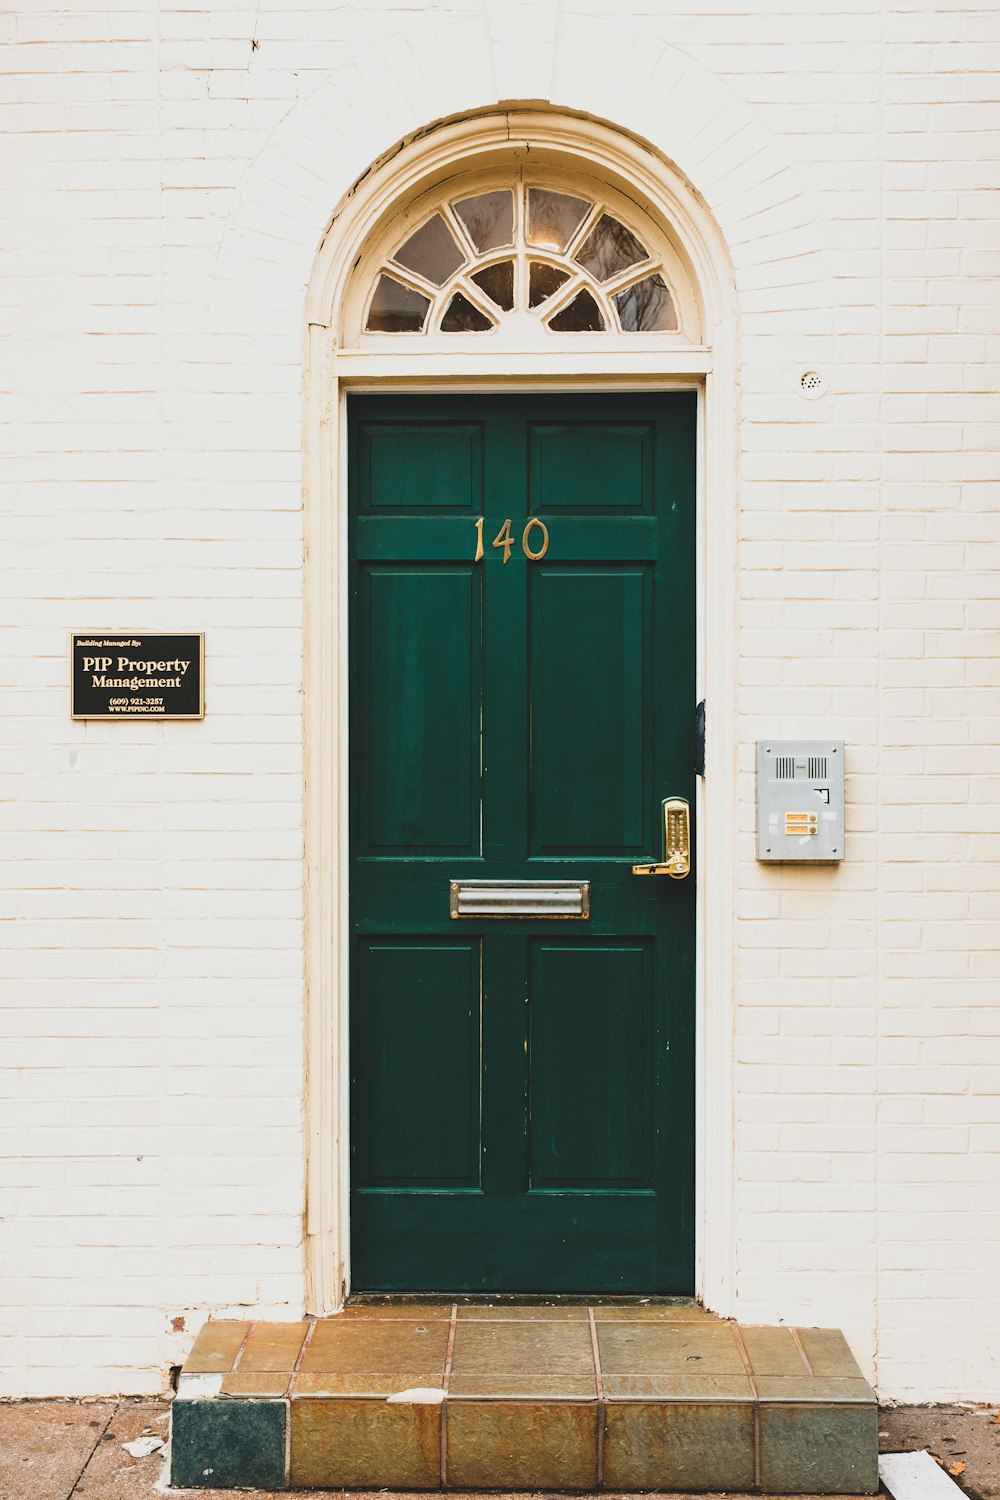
[632,797,691,879]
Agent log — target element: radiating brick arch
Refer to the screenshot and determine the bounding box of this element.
[211,9,828,332]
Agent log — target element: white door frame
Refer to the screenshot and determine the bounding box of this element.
[302,111,739,1316]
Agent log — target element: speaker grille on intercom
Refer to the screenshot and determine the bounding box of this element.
[808,756,828,779]
[775,756,795,779]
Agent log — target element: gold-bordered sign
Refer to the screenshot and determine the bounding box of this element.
[71,634,205,720]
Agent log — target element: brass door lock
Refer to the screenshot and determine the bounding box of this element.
[632,797,691,879]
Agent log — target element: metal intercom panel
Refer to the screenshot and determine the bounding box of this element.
[757,740,845,863]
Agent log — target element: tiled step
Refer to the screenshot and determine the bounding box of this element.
[170,1302,878,1492]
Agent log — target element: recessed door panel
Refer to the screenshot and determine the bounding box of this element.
[528,422,655,511]
[353,939,482,1188]
[357,565,482,856]
[528,940,653,1189]
[529,566,651,856]
[360,422,483,511]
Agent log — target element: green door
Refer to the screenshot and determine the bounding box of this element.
[348,392,696,1293]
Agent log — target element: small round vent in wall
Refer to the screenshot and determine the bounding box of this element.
[799,369,827,399]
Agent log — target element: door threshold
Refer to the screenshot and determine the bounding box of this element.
[346,1291,703,1307]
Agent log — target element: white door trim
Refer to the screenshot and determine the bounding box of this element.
[303,110,739,1316]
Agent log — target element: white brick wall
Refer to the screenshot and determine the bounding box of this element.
[2,0,999,1399]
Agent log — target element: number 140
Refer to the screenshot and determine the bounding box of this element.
[474,516,550,564]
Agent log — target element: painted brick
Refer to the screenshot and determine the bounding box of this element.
[2,0,999,1406]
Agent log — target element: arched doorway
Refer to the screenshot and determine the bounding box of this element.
[303,109,738,1310]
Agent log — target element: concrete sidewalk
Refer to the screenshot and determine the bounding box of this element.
[1,1398,998,1500]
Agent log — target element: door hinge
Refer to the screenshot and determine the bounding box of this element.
[694,700,706,777]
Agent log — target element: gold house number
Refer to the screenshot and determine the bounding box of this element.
[473,516,550,564]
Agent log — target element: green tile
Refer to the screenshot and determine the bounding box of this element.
[183,1321,250,1375]
[170,1398,286,1490]
[450,1319,595,1376]
[757,1375,876,1403]
[797,1326,866,1379]
[603,1400,755,1490]
[598,1321,744,1375]
[289,1397,440,1489]
[759,1399,879,1494]
[300,1318,449,1374]
[446,1399,598,1488]
[742,1325,810,1377]
[603,1372,754,1401]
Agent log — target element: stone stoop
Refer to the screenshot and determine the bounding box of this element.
[169,1303,878,1492]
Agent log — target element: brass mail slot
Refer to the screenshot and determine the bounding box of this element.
[450,880,590,919]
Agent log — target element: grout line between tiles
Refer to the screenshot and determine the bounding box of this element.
[588,1306,605,1488]
[730,1323,761,1491]
[789,1326,815,1376]
[229,1321,255,1375]
[440,1303,458,1486]
[287,1317,317,1397]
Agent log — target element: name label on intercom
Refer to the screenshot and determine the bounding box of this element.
[757,740,844,864]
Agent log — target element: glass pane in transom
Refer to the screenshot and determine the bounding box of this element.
[575,214,648,282]
[614,274,678,332]
[471,261,515,311]
[454,191,514,253]
[526,189,591,253]
[529,262,570,308]
[440,292,494,332]
[547,289,605,332]
[393,214,465,286]
[366,274,431,333]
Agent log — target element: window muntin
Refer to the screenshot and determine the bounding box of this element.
[363,183,680,337]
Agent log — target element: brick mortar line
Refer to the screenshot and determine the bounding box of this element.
[588,1306,605,1488]
[439,1303,458,1486]
[729,1323,761,1491]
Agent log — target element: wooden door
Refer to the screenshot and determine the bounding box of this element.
[348,392,696,1292]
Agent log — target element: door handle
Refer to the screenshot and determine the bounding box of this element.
[632,797,691,879]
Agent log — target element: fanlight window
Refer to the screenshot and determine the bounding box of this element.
[365,185,680,336]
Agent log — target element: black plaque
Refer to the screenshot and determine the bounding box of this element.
[72,634,204,719]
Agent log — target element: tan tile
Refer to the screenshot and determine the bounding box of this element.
[598,1321,745,1376]
[334,1303,452,1320]
[595,1302,719,1322]
[292,1370,443,1397]
[603,1372,755,1401]
[446,1399,598,1489]
[183,1320,249,1374]
[219,1369,290,1397]
[741,1325,810,1377]
[289,1397,440,1489]
[449,1371,598,1398]
[756,1375,876,1404]
[239,1320,310,1372]
[796,1326,866,1379]
[604,1399,756,1490]
[456,1303,589,1320]
[301,1318,449,1375]
[450,1319,595,1377]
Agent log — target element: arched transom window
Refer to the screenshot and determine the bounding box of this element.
[362,181,688,340]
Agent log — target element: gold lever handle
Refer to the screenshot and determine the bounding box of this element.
[632,797,691,878]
